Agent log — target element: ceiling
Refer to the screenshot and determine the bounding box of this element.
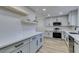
[29,6,79,17]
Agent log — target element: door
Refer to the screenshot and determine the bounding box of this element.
[37,34,43,48]
[53,32,61,38]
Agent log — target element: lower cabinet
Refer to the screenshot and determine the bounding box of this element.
[29,34,43,53]
[0,34,43,53]
[0,38,30,53]
[37,34,43,49]
[74,40,79,53]
[29,36,38,53]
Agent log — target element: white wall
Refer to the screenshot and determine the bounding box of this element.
[0,7,36,21]
[36,17,45,32]
[18,7,36,21]
[0,14,23,40]
[0,6,37,40]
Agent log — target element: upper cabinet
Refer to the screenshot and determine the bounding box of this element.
[44,16,68,27]
[1,6,28,16]
[68,10,78,26]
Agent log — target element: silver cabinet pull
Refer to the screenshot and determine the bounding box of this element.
[40,38,42,42]
[15,43,24,48]
[36,40,38,46]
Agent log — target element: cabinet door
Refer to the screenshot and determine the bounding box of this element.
[68,11,77,26]
[68,12,72,25]
[37,34,43,48]
[29,36,38,53]
[71,11,77,26]
[29,34,43,53]
[74,41,79,53]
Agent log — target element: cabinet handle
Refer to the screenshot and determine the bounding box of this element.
[36,40,38,46]
[40,38,42,42]
[15,43,24,48]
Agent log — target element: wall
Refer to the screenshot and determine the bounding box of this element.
[0,6,37,40]
[0,12,23,41]
[76,8,79,32]
[18,7,36,21]
[36,17,46,32]
[36,15,76,37]
[0,7,36,21]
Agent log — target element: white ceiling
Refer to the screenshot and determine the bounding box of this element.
[29,6,79,17]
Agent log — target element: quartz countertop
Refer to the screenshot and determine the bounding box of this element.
[0,32,43,49]
[65,31,79,42]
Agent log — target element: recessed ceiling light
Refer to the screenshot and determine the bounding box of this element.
[42,8,46,11]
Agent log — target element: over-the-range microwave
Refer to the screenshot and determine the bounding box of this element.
[53,22,61,26]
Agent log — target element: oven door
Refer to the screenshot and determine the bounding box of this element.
[53,32,61,38]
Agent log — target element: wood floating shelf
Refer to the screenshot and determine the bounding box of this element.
[2,6,28,16]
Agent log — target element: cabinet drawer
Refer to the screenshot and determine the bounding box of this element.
[0,39,30,53]
[11,43,30,53]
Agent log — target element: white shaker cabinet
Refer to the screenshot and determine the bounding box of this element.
[74,40,79,53]
[0,38,30,53]
[0,33,43,53]
[29,36,38,53]
[68,10,77,26]
[29,34,43,53]
[36,34,43,50]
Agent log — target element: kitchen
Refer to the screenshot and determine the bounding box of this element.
[0,6,79,53]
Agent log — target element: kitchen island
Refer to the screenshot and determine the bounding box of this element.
[64,31,79,53]
[0,32,43,53]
